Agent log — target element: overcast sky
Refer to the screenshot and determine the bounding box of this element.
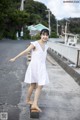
[34,0,80,20]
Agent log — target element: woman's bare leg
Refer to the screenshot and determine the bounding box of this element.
[26,83,36,105]
[31,85,43,112]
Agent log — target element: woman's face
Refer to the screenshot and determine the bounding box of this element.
[41,33,49,42]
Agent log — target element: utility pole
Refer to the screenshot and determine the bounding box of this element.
[45,9,51,36]
[56,20,59,36]
[65,21,68,33]
[20,0,25,11]
[19,0,25,38]
[64,22,67,44]
[65,20,69,44]
[65,19,70,34]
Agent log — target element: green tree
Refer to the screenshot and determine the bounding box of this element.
[0,0,56,39]
[24,0,56,32]
[59,18,80,34]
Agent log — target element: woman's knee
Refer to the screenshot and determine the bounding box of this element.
[37,85,43,90]
[31,83,36,88]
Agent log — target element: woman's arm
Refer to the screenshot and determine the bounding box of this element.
[9,44,35,62]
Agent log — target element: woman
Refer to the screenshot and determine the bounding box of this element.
[9,29,49,112]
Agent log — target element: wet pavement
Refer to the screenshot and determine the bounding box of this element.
[0,39,80,120]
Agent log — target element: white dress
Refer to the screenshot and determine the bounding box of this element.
[24,41,49,85]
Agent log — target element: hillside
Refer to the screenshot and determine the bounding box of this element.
[0,0,56,39]
[59,18,80,34]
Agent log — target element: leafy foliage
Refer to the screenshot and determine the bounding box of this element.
[59,18,80,34]
[0,0,56,39]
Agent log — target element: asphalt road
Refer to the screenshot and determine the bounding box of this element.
[0,39,30,120]
[0,39,80,120]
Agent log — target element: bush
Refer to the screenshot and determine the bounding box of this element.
[31,33,40,40]
[0,32,4,40]
[50,32,59,38]
[3,29,17,40]
[22,28,31,40]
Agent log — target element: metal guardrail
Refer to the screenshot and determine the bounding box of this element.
[47,41,80,67]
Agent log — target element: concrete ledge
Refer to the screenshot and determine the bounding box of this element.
[48,48,80,85]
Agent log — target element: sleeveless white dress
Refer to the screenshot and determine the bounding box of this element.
[24,41,49,85]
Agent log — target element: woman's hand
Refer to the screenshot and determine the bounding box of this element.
[9,58,16,62]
